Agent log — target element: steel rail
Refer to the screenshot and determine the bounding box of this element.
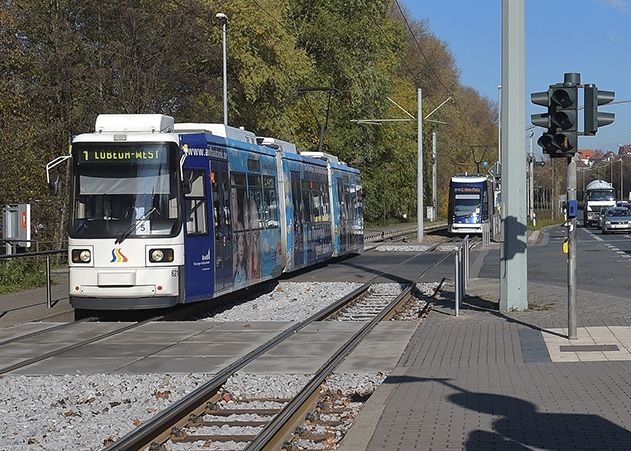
[247,240,463,450]
[105,241,450,451]
[248,287,414,451]
[103,284,373,451]
[0,316,97,347]
[0,315,162,375]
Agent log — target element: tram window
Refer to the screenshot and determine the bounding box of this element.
[302,181,312,223]
[247,174,263,229]
[263,176,278,228]
[169,197,178,219]
[184,170,208,235]
[231,172,247,231]
[232,172,246,187]
[263,175,275,188]
[211,171,220,228]
[247,159,261,172]
[264,188,278,228]
[311,190,322,222]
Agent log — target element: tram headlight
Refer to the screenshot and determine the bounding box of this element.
[71,249,91,263]
[149,248,174,263]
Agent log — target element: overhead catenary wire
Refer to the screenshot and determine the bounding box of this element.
[394,0,490,147]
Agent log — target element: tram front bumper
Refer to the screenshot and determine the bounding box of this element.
[69,266,181,309]
[450,224,483,234]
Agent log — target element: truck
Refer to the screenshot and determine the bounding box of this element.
[583,179,616,227]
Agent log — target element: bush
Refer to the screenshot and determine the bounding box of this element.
[0,258,48,294]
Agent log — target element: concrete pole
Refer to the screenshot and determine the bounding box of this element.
[432,130,437,222]
[498,85,502,164]
[500,0,528,311]
[417,88,424,242]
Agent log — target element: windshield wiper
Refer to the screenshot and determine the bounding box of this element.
[114,206,158,245]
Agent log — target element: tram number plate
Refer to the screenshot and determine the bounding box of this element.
[136,220,150,234]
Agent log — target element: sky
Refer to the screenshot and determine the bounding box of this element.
[402,0,631,156]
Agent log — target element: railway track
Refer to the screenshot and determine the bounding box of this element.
[0,316,163,375]
[104,241,460,451]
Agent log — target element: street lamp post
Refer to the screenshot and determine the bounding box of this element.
[216,12,228,126]
[620,158,624,200]
[431,130,437,222]
[417,88,423,242]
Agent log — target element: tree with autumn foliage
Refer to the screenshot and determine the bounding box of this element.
[0,0,498,244]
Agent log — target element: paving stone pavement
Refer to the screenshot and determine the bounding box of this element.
[342,246,631,451]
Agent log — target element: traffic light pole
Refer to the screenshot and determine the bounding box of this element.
[531,72,615,341]
[567,155,577,340]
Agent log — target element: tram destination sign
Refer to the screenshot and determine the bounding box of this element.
[77,146,168,164]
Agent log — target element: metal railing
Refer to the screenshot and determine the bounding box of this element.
[492,213,502,242]
[364,222,447,242]
[482,222,491,247]
[454,235,470,316]
[0,248,67,310]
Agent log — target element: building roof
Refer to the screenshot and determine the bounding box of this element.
[577,149,600,160]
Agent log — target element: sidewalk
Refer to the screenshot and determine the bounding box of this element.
[0,271,72,326]
[342,247,631,450]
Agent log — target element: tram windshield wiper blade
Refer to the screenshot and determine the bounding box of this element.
[114,206,157,245]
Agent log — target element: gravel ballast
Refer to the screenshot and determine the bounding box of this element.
[0,373,213,450]
[202,282,363,322]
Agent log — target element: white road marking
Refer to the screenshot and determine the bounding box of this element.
[581,227,631,263]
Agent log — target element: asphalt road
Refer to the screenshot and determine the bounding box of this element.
[479,224,631,300]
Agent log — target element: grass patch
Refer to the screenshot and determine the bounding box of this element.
[0,258,48,294]
[527,302,554,311]
[528,217,564,231]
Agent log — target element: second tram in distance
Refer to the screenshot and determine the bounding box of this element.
[47,114,363,311]
[448,174,495,234]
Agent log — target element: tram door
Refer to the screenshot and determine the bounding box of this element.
[183,166,214,301]
[211,160,233,292]
[291,171,304,267]
[337,179,350,252]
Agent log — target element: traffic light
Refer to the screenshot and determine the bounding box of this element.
[530,84,578,157]
[530,91,551,128]
[549,85,578,156]
[584,84,615,136]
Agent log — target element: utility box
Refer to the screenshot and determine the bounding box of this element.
[2,204,31,254]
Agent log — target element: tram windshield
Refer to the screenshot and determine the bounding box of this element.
[453,193,481,216]
[70,142,181,239]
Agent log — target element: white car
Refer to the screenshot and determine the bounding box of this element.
[602,208,631,234]
[597,207,611,228]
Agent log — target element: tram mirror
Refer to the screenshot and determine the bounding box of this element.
[48,169,60,196]
[181,171,193,195]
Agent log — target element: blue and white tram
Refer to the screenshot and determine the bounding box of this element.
[448,175,494,234]
[51,114,363,310]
